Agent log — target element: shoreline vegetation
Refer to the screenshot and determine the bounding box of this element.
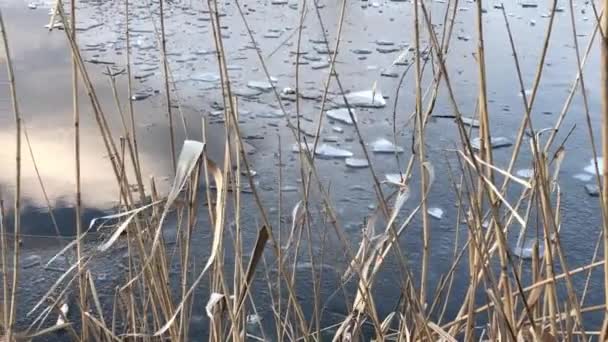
[2,0,608,340]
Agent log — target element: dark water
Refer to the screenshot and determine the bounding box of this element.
[0,0,606,339]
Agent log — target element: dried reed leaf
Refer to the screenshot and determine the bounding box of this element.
[540,331,557,342]
[18,323,71,339]
[27,260,80,316]
[117,141,207,292]
[55,302,69,326]
[381,312,396,335]
[146,140,205,260]
[343,210,379,282]
[332,313,355,342]
[427,321,457,342]
[423,161,435,188]
[205,293,225,320]
[96,200,163,252]
[283,201,303,250]
[550,147,565,185]
[467,152,531,189]
[236,225,270,311]
[88,271,106,327]
[154,154,223,336]
[83,312,121,342]
[45,238,78,268]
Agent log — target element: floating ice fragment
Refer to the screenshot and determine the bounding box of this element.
[281,185,298,192]
[385,173,404,185]
[352,48,373,55]
[520,1,538,8]
[263,31,282,38]
[585,184,600,197]
[22,254,41,269]
[345,158,369,168]
[247,80,275,91]
[346,89,386,108]
[234,87,263,98]
[380,71,399,78]
[255,110,284,119]
[315,144,353,158]
[192,72,220,82]
[461,117,479,128]
[247,314,262,325]
[584,157,603,174]
[311,61,330,69]
[372,138,404,153]
[516,169,534,178]
[282,87,296,95]
[427,207,444,220]
[471,137,512,150]
[375,40,395,46]
[573,173,593,182]
[292,142,314,153]
[376,46,401,54]
[326,108,357,124]
[302,55,322,62]
[131,92,151,101]
[241,169,258,177]
[313,45,333,54]
[513,239,543,260]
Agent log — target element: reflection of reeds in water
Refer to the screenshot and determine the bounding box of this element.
[3,0,608,340]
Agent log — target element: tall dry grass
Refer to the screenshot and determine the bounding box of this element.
[0,0,607,340]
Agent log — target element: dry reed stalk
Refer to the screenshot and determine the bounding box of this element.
[54,14,171,324]
[544,10,602,152]
[68,0,88,337]
[234,10,415,335]
[0,197,7,336]
[7,0,608,338]
[498,0,558,195]
[21,125,63,241]
[475,1,516,337]
[413,0,431,311]
[204,0,315,338]
[308,6,430,335]
[414,1,509,335]
[124,0,145,201]
[55,2,134,209]
[0,10,21,342]
[107,71,146,208]
[602,0,608,338]
[158,0,176,172]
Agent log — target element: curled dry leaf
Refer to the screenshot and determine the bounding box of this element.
[146,140,206,260]
[423,161,435,189]
[342,209,379,282]
[427,322,457,342]
[381,312,396,335]
[205,293,226,321]
[27,260,81,316]
[155,153,225,336]
[282,201,303,250]
[96,200,163,252]
[55,302,69,326]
